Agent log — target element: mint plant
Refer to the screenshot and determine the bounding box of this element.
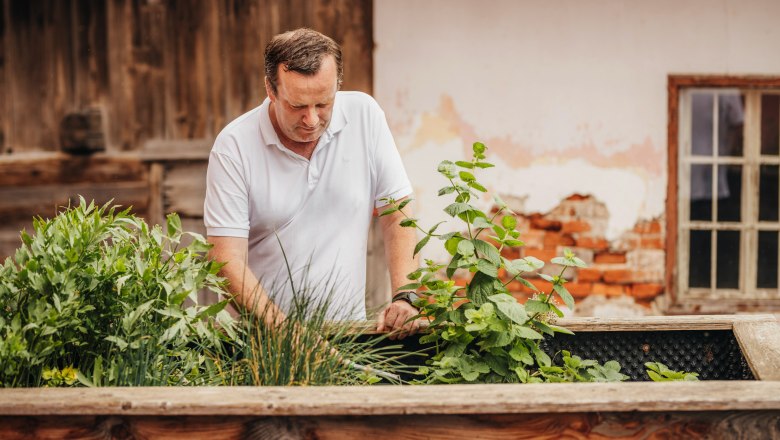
[645,362,700,382]
[381,142,626,384]
[540,350,628,382]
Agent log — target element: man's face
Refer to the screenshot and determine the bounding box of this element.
[266,55,338,145]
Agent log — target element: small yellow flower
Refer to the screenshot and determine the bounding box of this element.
[61,366,78,385]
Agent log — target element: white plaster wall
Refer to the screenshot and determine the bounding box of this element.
[374,0,780,258]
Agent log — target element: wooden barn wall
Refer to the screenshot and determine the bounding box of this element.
[0,0,374,264]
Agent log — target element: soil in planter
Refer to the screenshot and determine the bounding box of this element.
[357,330,754,382]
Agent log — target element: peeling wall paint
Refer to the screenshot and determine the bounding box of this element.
[374,0,780,257]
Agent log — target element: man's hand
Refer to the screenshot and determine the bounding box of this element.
[376,300,420,340]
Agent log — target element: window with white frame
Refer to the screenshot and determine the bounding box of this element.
[677,85,780,305]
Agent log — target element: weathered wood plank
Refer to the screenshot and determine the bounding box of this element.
[0,181,149,221]
[0,0,6,154]
[4,0,65,152]
[106,0,134,151]
[164,162,207,217]
[131,0,168,144]
[140,139,212,161]
[554,314,776,332]
[349,314,776,337]
[734,320,780,381]
[0,218,31,259]
[147,162,164,226]
[1,411,779,440]
[1,381,780,417]
[0,152,146,186]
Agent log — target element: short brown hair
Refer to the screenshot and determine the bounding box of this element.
[264,28,343,95]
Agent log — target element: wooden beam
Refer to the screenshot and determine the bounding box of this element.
[555,314,774,332]
[350,314,776,335]
[0,381,780,417]
[140,139,212,162]
[0,152,146,186]
[733,319,780,381]
[0,181,149,221]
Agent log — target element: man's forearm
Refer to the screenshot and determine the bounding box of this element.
[208,237,286,327]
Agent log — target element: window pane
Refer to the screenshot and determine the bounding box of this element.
[757,231,778,289]
[690,164,712,221]
[689,230,711,288]
[691,93,714,156]
[717,164,741,222]
[759,165,779,222]
[762,94,780,156]
[718,93,744,157]
[716,230,740,289]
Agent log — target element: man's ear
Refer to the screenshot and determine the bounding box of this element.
[264,77,276,102]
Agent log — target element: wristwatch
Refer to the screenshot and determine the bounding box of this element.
[392,290,420,308]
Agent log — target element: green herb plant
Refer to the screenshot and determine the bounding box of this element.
[645,362,700,382]
[540,350,628,382]
[202,288,412,386]
[381,142,627,384]
[0,198,236,387]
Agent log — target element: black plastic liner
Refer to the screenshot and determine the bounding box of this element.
[539,330,754,381]
[358,329,754,382]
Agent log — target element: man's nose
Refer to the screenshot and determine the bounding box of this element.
[302,107,319,127]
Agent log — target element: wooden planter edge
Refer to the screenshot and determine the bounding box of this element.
[1,315,778,417]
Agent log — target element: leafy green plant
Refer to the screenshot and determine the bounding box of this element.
[381,142,626,384]
[540,350,628,383]
[645,362,700,382]
[0,198,236,387]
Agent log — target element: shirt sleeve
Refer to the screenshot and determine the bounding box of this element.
[371,102,413,208]
[203,146,251,238]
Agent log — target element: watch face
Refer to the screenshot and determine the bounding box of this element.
[394,291,419,304]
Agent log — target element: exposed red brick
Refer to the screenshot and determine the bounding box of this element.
[593,251,627,264]
[576,268,603,282]
[453,298,470,308]
[602,269,634,284]
[565,282,593,297]
[544,232,576,248]
[640,236,664,249]
[565,193,591,201]
[630,283,664,299]
[523,248,557,263]
[591,283,627,296]
[529,214,562,231]
[561,220,592,234]
[633,219,662,234]
[452,277,469,287]
[529,279,554,293]
[575,236,609,250]
[519,229,545,248]
[500,246,521,259]
[633,298,655,308]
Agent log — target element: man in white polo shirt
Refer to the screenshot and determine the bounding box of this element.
[204,28,420,338]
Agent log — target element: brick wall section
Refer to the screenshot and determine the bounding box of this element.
[452,194,665,310]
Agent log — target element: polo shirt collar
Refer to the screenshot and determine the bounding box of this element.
[258,93,348,150]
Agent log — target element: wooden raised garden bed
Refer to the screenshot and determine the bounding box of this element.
[1,315,780,439]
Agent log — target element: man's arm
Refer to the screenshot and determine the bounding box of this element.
[208,236,286,327]
[376,197,421,339]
